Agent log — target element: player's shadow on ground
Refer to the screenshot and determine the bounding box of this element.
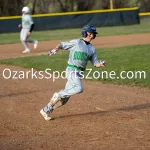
[0,88,50,98]
[55,103,150,120]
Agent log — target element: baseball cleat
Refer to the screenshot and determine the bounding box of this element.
[40,109,51,121]
[22,49,30,53]
[34,41,38,49]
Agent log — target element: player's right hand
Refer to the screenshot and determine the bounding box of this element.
[18,24,22,28]
[48,48,58,56]
[27,32,31,36]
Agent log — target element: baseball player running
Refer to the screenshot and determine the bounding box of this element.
[18,6,38,53]
[40,24,107,121]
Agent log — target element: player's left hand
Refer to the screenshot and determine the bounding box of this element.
[99,61,107,67]
[18,24,22,28]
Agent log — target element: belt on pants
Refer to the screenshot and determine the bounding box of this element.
[68,64,85,71]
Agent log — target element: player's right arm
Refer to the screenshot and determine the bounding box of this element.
[47,43,61,56]
[48,40,77,56]
[27,15,34,36]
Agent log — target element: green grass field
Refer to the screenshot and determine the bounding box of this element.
[0,19,150,44]
[0,44,150,87]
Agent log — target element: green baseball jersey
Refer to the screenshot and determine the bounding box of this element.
[60,39,100,69]
[22,14,34,29]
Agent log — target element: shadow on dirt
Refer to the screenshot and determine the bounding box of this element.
[0,88,50,98]
[54,103,150,120]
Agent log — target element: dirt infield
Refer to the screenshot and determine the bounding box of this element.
[0,33,150,59]
[0,34,150,150]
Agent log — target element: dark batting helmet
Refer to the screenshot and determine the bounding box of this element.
[82,24,98,39]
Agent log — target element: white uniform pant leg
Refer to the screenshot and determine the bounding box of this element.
[20,28,30,50]
[58,68,84,99]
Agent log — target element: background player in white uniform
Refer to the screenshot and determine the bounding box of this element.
[40,24,107,121]
[18,6,38,53]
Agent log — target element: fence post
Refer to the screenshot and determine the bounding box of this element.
[110,0,113,10]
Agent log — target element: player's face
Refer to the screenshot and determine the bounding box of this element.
[22,11,26,15]
[87,32,95,41]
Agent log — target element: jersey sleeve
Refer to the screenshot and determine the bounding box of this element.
[60,39,77,50]
[90,48,100,66]
[28,15,34,25]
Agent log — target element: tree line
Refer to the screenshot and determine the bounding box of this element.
[0,0,150,16]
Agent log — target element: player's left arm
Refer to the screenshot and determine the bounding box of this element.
[95,61,106,67]
[90,48,106,68]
